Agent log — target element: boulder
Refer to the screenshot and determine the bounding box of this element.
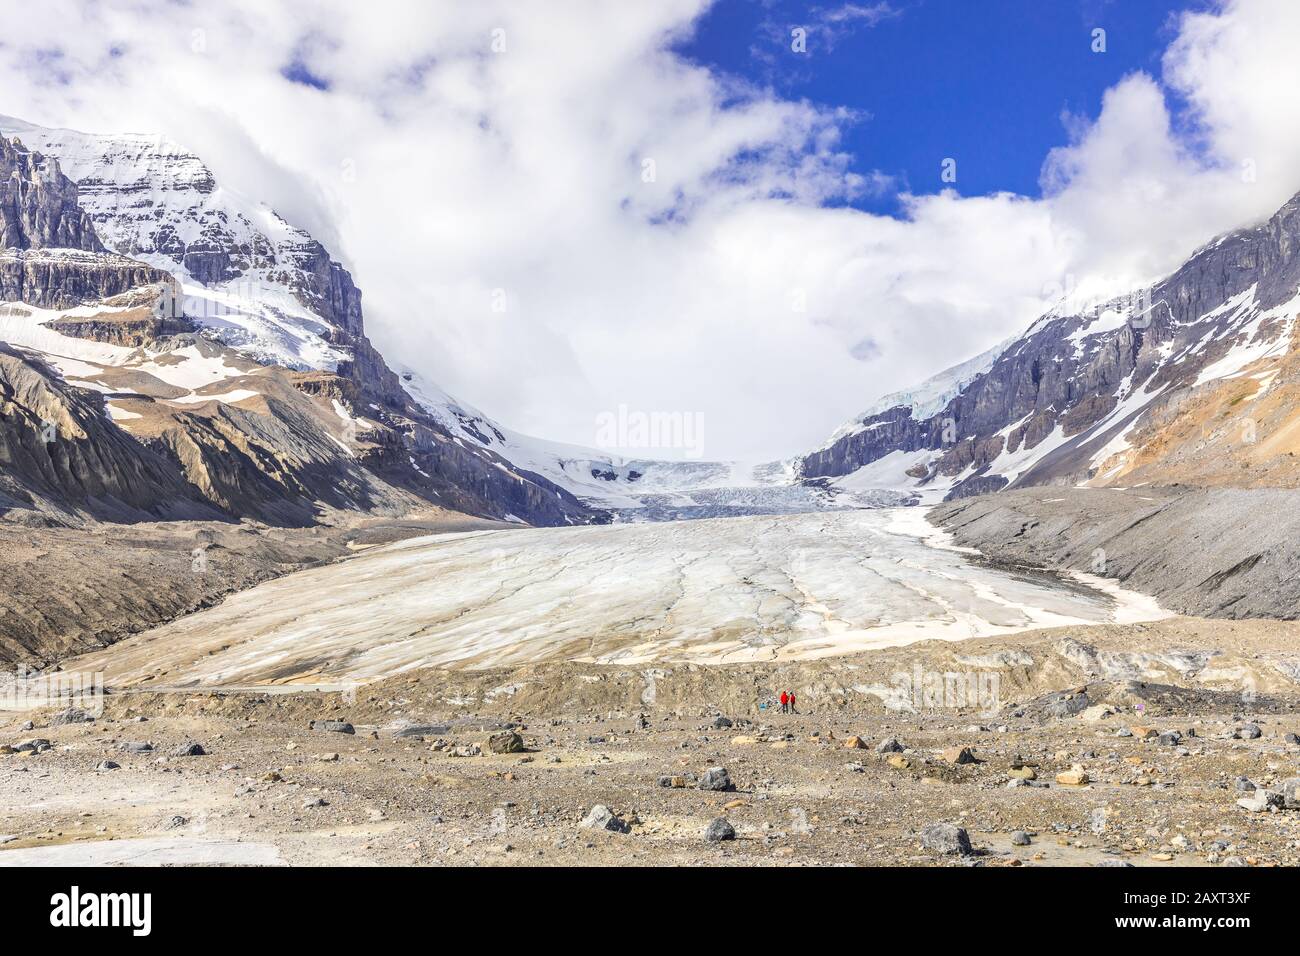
[697,767,733,792]
[1236,790,1283,812]
[703,818,736,842]
[580,804,630,833]
[876,737,904,754]
[942,746,976,765]
[920,823,972,856]
[487,731,525,754]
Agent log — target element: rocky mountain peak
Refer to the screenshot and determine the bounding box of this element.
[0,134,104,252]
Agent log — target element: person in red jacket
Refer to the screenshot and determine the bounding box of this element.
[789,691,797,714]
[780,690,789,714]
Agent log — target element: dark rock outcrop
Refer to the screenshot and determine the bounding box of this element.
[0,136,103,252]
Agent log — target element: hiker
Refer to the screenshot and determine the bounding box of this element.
[789,691,797,714]
[780,690,789,714]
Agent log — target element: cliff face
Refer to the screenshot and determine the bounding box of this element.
[803,191,1300,500]
[0,248,176,311]
[0,135,103,252]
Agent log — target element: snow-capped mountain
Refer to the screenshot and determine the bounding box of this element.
[0,119,599,527]
[801,189,1300,501]
[0,115,357,371]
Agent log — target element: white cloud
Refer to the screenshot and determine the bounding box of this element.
[0,0,1298,461]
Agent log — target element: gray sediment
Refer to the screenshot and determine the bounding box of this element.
[929,486,1300,620]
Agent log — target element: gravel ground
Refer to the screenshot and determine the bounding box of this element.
[3,617,1299,867]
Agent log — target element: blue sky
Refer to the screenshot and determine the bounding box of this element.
[678,0,1207,213]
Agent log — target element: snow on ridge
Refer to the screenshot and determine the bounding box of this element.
[0,115,348,374]
[821,335,1015,449]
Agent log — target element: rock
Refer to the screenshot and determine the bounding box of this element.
[698,767,733,792]
[302,797,328,809]
[1095,860,1134,867]
[394,724,450,738]
[579,804,630,833]
[1236,723,1262,740]
[842,735,867,749]
[1056,768,1090,786]
[487,731,525,754]
[731,735,759,746]
[1007,766,1037,780]
[657,775,687,788]
[1115,727,1133,737]
[1284,733,1300,746]
[310,720,355,735]
[1233,776,1256,792]
[1236,790,1283,812]
[711,716,733,730]
[1130,726,1158,739]
[171,742,206,757]
[1010,830,1032,846]
[942,746,976,765]
[887,755,912,770]
[1045,692,1090,718]
[50,707,95,726]
[95,760,119,771]
[920,823,973,856]
[1281,778,1300,810]
[1079,704,1116,722]
[1157,731,1182,746]
[876,737,904,754]
[703,818,736,842]
[118,741,152,753]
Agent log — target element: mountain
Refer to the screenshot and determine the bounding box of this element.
[0,118,600,527]
[800,189,1300,501]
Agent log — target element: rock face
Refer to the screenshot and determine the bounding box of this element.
[0,121,600,528]
[0,248,174,311]
[801,189,1300,500]
[0,343,217,520]
[0,135,102,252]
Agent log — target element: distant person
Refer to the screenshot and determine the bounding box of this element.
[780,690,789,714]
[789,691,797,714]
